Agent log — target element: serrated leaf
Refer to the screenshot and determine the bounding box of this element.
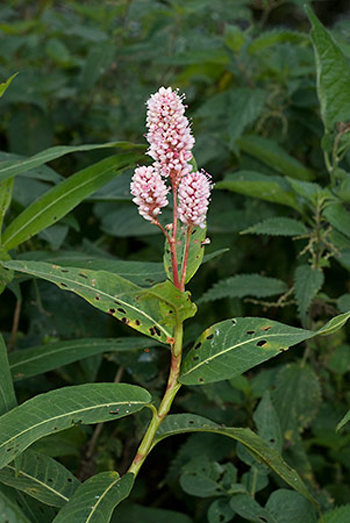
[294,265,324,320]
[236,136,314,181]
[217,171,299,210]
[179,311,350,385]
[0,450,79,507]
[52,472,134,523]
[242,217,307,237]
[3,260,196,344]
[0,141,145,184]
[9,337,159,381]
[2,153,138,250]
[0,334,16,416]
[272,364,321,442]
[0,383,151,469]
[199,274,287,303]
[164,224,207,285]
[307,7,350,131]
[153,414,316,505]
[323,204,350,240]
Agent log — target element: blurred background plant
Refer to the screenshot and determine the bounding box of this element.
[1,1,350,522]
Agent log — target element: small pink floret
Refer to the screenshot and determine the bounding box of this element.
[178,170,213,228]
[146,86,195,183]
[130,166,169,222]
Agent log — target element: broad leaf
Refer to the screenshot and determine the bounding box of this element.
[307,7,350,132]
[164,224,207,285]
[179,312,350,385]
[199,274,287,303]
[3,260,197,344]
[294,265,324,321]
[0,485,31,523]
[242,217,307,237]
[217,171,299,210]
[0,450,79,507]
[0,334,16,416]
[52,472,134,523]
[228,88,267,146]
[153,414,316,505]
[236,136,314,181]
[0,383,151,469]
[229,495,276,523]
[2,153,138,250]
[9,337,159,381]
[253,391,282,452]
[265,489,317,523]
[0,141,144,184]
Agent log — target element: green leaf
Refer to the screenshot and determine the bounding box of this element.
[323,204,350,240]
[199,274,287,303]
[248,29,308,54]
[2,154,138,250]
[0,383,151,469]
[228,88,267,146]
[0,73,18,98]
[266,489,317,523]
[179,311,350,385]
[242,217,307,237]
[0,142,144,184]
[217,171,299,210]
[164,225,207,285]
[323,505,350,523]
[0,450,79,507]
[294,265,324,321]
[336,409,350,432]
[207,499,235,523]
[113,503,193,523]
[3,260,196,344]
[153,414,316,505]
[9,337,159,381]
[273,364,321,442]
[306,7,350,131]
[236,136,314,181]
[0,177,14,241]
[52,472,134,523]
[0,248,13,295]
[253,391,282,452]
[0,334,16,416]
[0,486,31,523]
[229,495,276,523]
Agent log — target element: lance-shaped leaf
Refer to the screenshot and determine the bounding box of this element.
[0,334,16,416]
[242,217,307,237]
[152,414,316,505]
[0,248,13,295]
[0,177,14,241]
[52,472,134,523]
[164,224,207,285]
[2,260,197,344]
[0,141,145,184]
[336,409,350,432]
[0,450,79,507]
[9,337,159,381]
[2,153,139,250]
[0,73,18,98]
[0,383,151,469]
[179,312,350,385]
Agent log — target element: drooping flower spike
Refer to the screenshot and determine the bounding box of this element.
[178,170,212,229]
[146,86,195,184]
[130,165,169,222]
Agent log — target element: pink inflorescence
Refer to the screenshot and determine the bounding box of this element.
[146,86,195,183]
[130,165,169,222]
[178,170,212,229]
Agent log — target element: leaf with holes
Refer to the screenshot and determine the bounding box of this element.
[0,450,79,507]
[199,274,287,303]
[164,224,207,285]
[52,472,134,523]
[0,383,151,469]
[242,217,307,237]
[2,153,140,250]
[0,334,17,416]
[2,260,196,344]
[152,414,316,505]
[179,311,350,385]
[9,337,159,381]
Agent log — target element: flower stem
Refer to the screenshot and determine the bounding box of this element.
[127,323,183,477]
[171,185,180,289]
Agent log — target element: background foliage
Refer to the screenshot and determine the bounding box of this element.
[1,1,350,522]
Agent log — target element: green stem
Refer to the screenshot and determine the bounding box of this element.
[127,323,183,477]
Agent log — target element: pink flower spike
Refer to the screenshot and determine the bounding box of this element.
[130,166,169,222]
[146,86,195,184]
[178,170,213,229]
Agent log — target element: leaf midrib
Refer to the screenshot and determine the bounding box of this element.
[86,476,120,523]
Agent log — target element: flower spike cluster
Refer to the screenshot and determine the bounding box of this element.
[130,166,169,222]
[178,170,212,229]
